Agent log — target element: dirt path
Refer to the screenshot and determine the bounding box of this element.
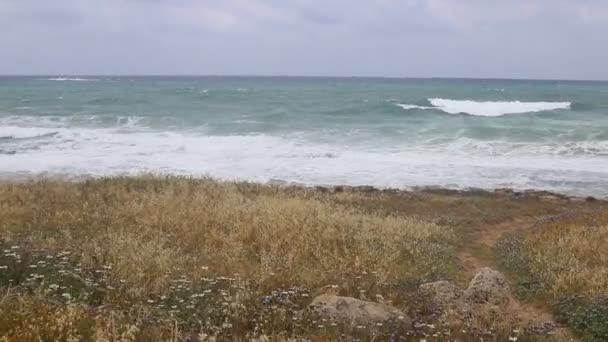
[457,218,529,280]
[456,216,574,339]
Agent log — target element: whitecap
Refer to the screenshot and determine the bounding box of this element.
[396,104,433,110]
[397,98,571,117]
[45,77,99,82]
[429,98,571,116]
[115,116,147,129]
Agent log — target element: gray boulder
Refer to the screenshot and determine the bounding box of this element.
[420,280,463,309]
[464,267,510,307]
[309,294,411,327]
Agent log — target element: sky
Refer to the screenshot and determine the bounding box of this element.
[1,0,607,80]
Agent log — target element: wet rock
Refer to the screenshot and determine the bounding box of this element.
[353,185,378,193]
[569,196,586,202]
[314,186,329,193]
[464,267,510,307]
[539,194,562,201]
[267,179,291,187]
[309,294,411,327]
[381,188,400,194]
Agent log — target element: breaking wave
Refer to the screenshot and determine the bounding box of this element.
[397,98,571,117]
[45,77,99,82]
[0,126,59,140]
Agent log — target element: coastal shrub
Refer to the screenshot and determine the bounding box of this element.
[497,209,608,340]
[555,296,608,341]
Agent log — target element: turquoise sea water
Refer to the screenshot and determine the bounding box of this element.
[1,76,608,196]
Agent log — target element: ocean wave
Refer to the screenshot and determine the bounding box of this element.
[1,126,607,197]
[396,104,431,110]
[0,126,59,140]
[397,98,571,117]
[45,77,99,82]
[116,116,148,129]
[429,138,608,157]
[1,115,99,129]
[0,115,155,130]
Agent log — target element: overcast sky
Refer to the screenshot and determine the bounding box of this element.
[1,0,607,79]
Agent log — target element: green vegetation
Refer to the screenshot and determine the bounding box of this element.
[498,209,608,341]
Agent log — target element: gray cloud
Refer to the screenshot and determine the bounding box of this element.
[0,0,607,79]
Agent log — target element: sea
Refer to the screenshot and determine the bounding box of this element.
[1,76,607,197]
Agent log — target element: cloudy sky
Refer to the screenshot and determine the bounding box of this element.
[1,0,607,79]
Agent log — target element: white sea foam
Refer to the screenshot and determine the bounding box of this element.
[0,115,154,130]
[45,77,99,82]
[1,123,608,197]
[396,104,431,110]
[116,116,147,129]
[425,137,608,157]
[397,99,571,116]
[0,126,59,139]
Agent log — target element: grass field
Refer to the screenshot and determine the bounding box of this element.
[498,208,608,340]
[0,177,606,341]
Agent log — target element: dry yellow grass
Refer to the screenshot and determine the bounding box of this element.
[498,208,608,339]
[523,213,608,298]
[0,177,455,295]
[0,294,143,342]
[0,176,606,340]
[0,177,460,340]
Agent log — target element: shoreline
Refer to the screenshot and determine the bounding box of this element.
[1,172,603,201]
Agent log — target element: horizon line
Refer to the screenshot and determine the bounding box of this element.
[0,74,607,82]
